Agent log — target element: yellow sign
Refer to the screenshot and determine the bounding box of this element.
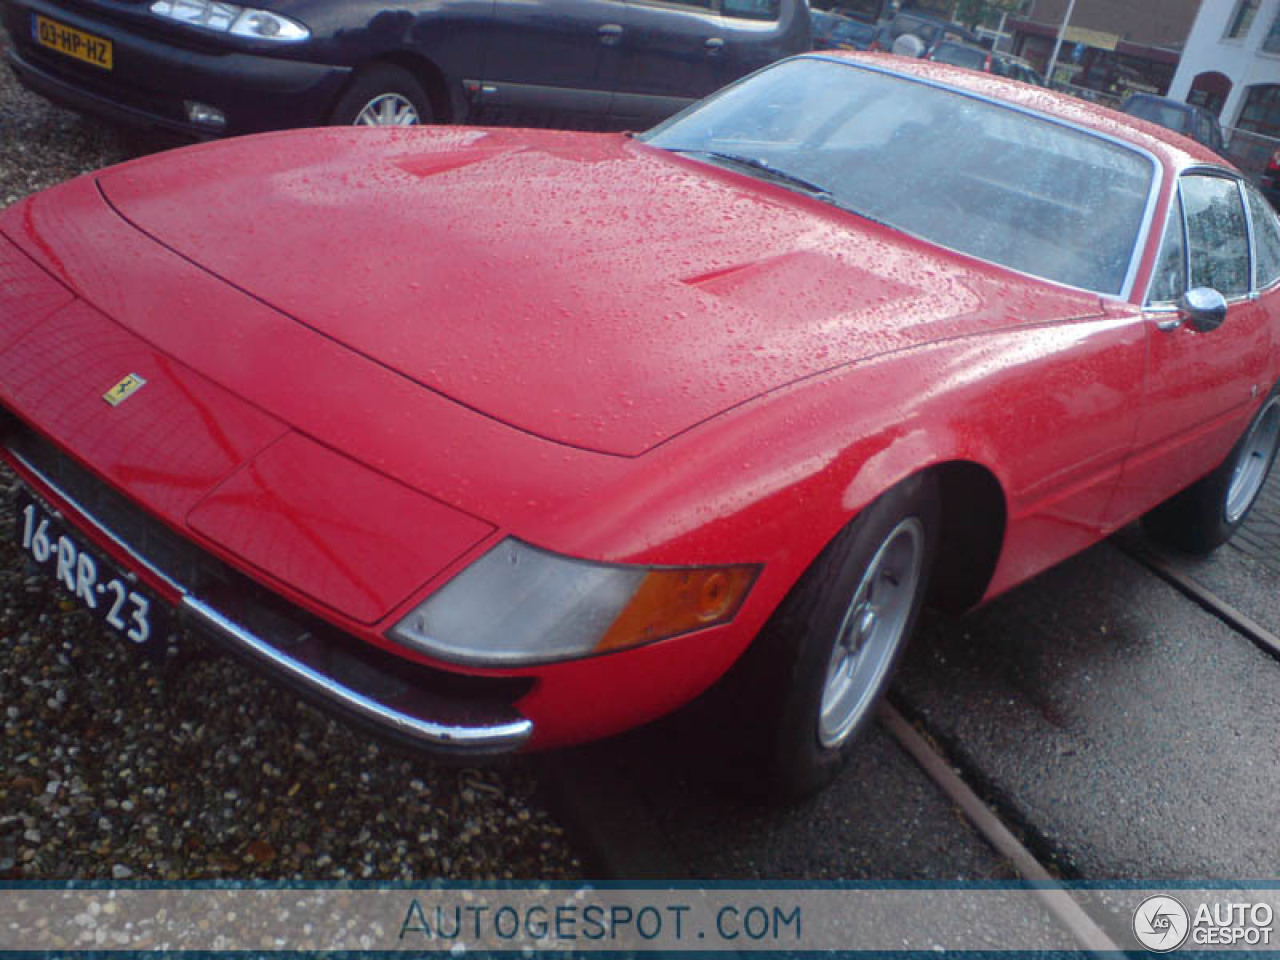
[103,373,147,407]
[33,15,114,70]
[1063,26,1120,51]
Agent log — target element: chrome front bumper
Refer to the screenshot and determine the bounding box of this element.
[3,416,533,757]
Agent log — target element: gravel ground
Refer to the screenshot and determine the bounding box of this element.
[0,26,582,882]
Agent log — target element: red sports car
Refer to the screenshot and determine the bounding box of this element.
[3,53,1278,797]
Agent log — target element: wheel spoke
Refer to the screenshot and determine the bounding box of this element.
[354,94,421,128]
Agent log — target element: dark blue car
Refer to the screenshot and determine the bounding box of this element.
[3,0,810,137]
[810,9,874,51]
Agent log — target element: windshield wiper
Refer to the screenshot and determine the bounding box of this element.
[672,149,836,203]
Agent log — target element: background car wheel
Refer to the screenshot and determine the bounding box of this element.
[331,65,433,127]
[736,473,939,801]
[1142,385,1280,554]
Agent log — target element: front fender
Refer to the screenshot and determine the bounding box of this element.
[524,309,1144,616]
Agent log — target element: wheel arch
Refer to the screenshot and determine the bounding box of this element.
[332,53,459,124]
[828,427,1008,615]
[834,456,1006,616]
[923,460,1007,613]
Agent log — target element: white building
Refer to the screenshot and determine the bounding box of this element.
[1170,0,1280,142]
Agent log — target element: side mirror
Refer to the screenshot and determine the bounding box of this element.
[1178,287,1228,333]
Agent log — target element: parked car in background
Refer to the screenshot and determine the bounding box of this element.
[926,39,991,72]
[811,9,876,51]
[3,51,1279,798]
[884,11,977,51]
[927,40,1044,85]
[1120,93,1227,155]
[2,0,810,138]
[1260,148,1280,211]
[997,55,1045,87]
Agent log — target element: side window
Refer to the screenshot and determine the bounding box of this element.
[1246,183,1280,288]
[1148,192,1187,304]
[1181,174,1252,297]
[722,0,781,19]
[1193,112,1212,146]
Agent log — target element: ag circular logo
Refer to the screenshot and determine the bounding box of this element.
[1133,895,1191,952]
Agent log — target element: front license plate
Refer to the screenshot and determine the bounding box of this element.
[32,15,113,70]
[14,490,169,648]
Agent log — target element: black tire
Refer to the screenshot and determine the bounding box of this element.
[1142,386,1280,555]
[330,64,433,127]
[734,473,940,800]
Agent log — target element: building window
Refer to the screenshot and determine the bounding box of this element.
[1226,0,1260,39]
[1264,10,1280,51]
[1237,84,1280,137]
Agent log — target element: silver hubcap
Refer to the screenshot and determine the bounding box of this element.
[818,517,924,749]
[353,93,420,126]
[1226,396,1280,525]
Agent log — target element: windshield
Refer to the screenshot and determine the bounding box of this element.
[642,58,1154,296]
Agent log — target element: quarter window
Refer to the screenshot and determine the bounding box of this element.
[1246,183,1280,288]
[1147,193,1186,305]
[1181,175,1251,297]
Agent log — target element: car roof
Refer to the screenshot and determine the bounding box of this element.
[826,51,1230,172]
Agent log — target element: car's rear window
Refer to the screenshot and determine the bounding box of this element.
[1124,98,1191,134]
[645,58,1155,296]
[931,43,988,70]
[833,20,874,42]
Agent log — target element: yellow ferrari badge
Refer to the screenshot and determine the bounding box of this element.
[103,373,147,407]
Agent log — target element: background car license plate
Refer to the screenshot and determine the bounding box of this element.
[14,490,168,648]
[32,15,113,70]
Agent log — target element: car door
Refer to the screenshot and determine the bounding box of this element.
[714,0,809,86]
[475,0,628,123]
[609,0,727,126]
[1106,171,1273,523]
[609,0,805,127]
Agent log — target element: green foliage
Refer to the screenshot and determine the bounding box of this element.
[952,0,1023,29]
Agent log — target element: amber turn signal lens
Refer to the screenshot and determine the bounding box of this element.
[595,566,757,654]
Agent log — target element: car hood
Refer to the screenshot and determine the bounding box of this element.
[97,127,1103,456]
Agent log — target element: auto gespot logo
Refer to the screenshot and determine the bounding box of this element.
[1133,895,1275,951]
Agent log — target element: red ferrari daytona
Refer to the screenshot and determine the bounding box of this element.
[3,53,1279,796]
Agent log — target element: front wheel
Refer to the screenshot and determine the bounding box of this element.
[330,65,433,127]
[743,474,939,799]
[1143,387,1280,554]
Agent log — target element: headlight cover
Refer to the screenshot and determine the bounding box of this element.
[388,539,757,666]
[149,0,309,42]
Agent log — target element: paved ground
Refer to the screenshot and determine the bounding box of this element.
[896,540,1280,880]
